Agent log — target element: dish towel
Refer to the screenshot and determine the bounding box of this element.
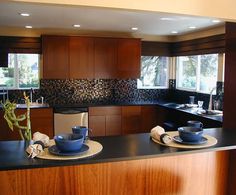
[26,132,50,158]
[150,126,172,144]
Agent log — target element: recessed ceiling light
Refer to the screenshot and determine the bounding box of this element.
[171,31,178,34]
[19,13,30,17]
[160,17,174,21]
[212,19,220,23]
[73,24,81,28]
[25,25,32,29]
[131,27,138,31]
[189,26,196,29]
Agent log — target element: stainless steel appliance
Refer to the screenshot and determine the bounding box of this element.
[54,107,88,135]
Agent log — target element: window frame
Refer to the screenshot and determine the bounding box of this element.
[0,53,40,90]
[137,55,169,89]
[176,53,220,94]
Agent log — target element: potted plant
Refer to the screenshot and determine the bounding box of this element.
[1,92,32,141]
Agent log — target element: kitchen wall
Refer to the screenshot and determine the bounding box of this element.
[4,78,223,110]
[2,79,169,106]
[39,79,169,106]
[168,80,224,110]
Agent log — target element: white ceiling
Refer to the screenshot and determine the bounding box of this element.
[0,1,224,36]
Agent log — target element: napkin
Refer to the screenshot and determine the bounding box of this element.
[33,132,50,147]
[150,126,172,144]
[26,132,50,158]
[26,143,44,158]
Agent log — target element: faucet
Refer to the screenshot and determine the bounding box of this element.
[208,86,216,111]
[30,88,34,103]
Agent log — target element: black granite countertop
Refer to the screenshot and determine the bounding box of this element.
[53,100,223,123]
[0,128,234,171]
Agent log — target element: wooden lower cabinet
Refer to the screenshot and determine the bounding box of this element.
[0,151,228,195]
[89,115,106,137]
[0,108,54,140]
[122,106,142,135]
[89,106,122,137]
[89,106,158,136]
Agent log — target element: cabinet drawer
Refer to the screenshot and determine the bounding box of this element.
[89,106,121,116]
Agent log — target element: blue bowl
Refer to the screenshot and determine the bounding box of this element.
[54,133,84,152]
[178,126,203,142]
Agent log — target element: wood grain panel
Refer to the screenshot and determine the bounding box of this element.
[106,115,122,136]
[224,22,236,195]
[42,35,69,79]
[94,37,117,78]
[141,106,158,132]
[69,36,94,78]
[122,106,142,135]
[89,115,106,137]
[89,106,121,116]
[117,38,141,78]
[0,151,228,195]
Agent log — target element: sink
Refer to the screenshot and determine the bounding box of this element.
[16,102,49,108]
[163,102,182,108]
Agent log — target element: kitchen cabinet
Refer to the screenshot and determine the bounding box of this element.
[42,36,141,79]
[89,106,121,137]
[0,108,54,141]
[121,106,142,135]
[69,37,94,78]
[117,38,141,78]
[89,105,158,136]
[42,36,69,79]
[141,106,159,132]
[94,38,118,78]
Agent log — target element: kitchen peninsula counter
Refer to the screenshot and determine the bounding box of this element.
[0,128,233,171]
[0,128,233,195]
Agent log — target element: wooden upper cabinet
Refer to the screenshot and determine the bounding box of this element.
[42,36,69,79]
[94,38,118,78]
[69,37,94,78]
[42,36,141,79]
[117,38,141,78]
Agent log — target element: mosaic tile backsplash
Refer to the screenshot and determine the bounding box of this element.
[38,79,169,105]
[4,79,223,110]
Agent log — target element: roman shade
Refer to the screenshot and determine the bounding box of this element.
[171,34,225,56]
[0,36,41,67]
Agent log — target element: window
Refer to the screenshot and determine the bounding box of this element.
[0,53,39,89]
[137,56,169,89]
[176,54,218,94]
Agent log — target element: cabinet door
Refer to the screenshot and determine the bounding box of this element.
[141,106,158,133]
[122,106,142,135]
[42,36,69,79]
[89,116,106,137]
[106,115,122,136]
[94,38,118,78]
[69,37,94,78]
[117,39,141,78]
[0,108,54,141]
[89,106,121,136]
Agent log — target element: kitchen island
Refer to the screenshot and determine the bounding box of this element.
[0,128,234,195]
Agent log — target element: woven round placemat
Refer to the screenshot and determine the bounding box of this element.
[152,131,217,149]
[37,140,103,160]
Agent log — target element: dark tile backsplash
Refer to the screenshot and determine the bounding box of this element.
[2,79,223,110]
[39,79,169,105]
[167,80,224,110]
